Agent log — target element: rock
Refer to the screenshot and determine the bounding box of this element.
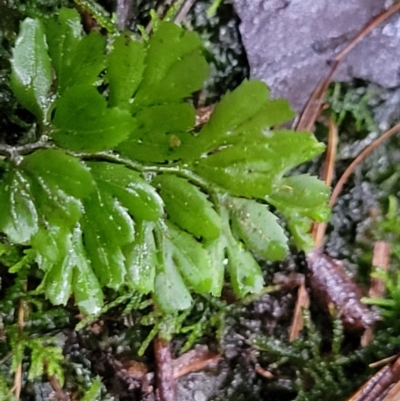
[232,0,400,112]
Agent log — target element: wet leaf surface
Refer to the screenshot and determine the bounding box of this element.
[52,85,134,152]
[107,35,145,108]
[132,22,209,110]
[155,174,221,240]
[228,197,288,261]
[10,18,52,120]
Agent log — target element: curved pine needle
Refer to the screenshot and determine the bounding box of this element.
[330,122,400,207]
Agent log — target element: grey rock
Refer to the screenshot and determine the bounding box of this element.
[177,368,228,401]
[33,382,54,401]
[232,0,400,112]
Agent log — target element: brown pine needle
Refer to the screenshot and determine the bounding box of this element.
[322,117,339,188]
[172,346,220,379]
[370,241,391,299]
[312,117,338,248]
[289,280,310,342]
[254,364,274,379]
[370,355,399,369]
[173,0,196,24]
[330,122,400,208]
[47,373,69,401]
[13,293,26,400]
[296,64,339,131]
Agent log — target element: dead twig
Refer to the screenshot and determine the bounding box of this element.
[361,241,391,346]
[347,355,400,401]
[108,344,219,395]
[47,373,70,401]
[312,116,338,248]
[296,2,400,131]
[12,292,26,400]
[295,62,339,131]
[173,345,220,379]
[321,117,339,189]
[289,279,310,342]
[370,355,399,369]
[370,241,391,299]
[173,0,196,24]
[254,364,274,379]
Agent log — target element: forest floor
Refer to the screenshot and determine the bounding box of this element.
[2,1,400,401]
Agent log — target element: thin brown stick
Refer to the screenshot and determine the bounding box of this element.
[173,345,220,379]
[322,117,339,188]
[12,359,22,400]
[370,355,399,369]
[295,61,339,131]
[296,2,400,131]
[173,0,196,24]
[154,335,176,401]
[289,280,309,342]
[361,240,391,346]
[47,373,70,401]
[370,241,391,299]
[12,296,26,400]
[312,117,338,247]
[254,364,274,379]
[330,122,400,207]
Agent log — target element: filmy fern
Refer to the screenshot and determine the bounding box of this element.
[0,8,330,315]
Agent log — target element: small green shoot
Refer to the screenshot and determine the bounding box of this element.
[207,0,224,17]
